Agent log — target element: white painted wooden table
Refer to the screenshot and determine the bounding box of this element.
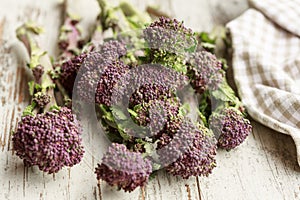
[0,0,299,199]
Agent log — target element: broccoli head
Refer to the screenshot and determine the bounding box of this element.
[209,107,252,150]
[59,40,127,95]
[157,119,217,179]
[95,143,152,192]
[12,107,84,174]
[129,97,183,138]
[76,59,130,105]
[187,50,225,94]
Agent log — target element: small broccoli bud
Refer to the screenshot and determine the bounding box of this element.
[32,65,44,83]
[187,50,225,93]
[97,40,127,59]
[157,120,217,179]
[32,92,51,108]
[95,143,152,192]
[148,17,192,34]
[129,84,173,108]
[12,107,84,174]
[209,108,252,150]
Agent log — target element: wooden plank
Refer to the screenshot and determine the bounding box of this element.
[199,120,300,200]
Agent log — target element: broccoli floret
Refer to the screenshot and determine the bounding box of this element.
[130,97,183,138]
[59,40,127,95]
[157,119,217,179]
[59,53,88,95]
[144,17,194,53]
[209,107,252,150]
[13,107,84,174]
[143,17,197,74]
[32,92,51,108]
[76,59,130,105]
[187,50,225,94]
[31,65,44,83]
[95,143,152,192]
[111,64,188,107]
[15,22,84,173]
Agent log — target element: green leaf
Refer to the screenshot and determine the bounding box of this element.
[49,104,60,111]
[178,103,190,117]
[199,32,216,44]
[212,79,238,103]
[111,106,129,121]
[128,108,138,118]
[34,83,42,91]
[117,125,132,141]
[197,110,208,127]
[22,101,37,117]
[184,37,198,53]
[99,104,117,128]
[149,170,159,181]
[144,142,155,155]
[28,81,35,96]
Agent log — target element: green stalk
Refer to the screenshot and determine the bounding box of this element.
[16,22,58,115]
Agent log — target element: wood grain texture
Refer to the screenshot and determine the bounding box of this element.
[0,0,299,200]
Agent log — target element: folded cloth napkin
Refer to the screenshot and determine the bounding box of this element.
[226,0,300,165]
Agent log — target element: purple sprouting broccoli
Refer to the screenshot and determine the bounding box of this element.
[126,65,188,108]
[209,107,252,150]
[13,107,84,173]
[58,40,127,96]
[58,52,88,95]
[128,97,183,138]
[187,50,225,94]
[95,143,152,192]
[57,0,85,60]
[144,17,194,53]
[14,22,84,173]
[107,63,188,108]
[157,119,217,179]
[143,17,197,74]
[76,58,130,105]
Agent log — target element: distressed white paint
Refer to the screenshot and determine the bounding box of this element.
[0,0,299,200]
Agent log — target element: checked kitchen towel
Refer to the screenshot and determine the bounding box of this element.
[227,0,300,165]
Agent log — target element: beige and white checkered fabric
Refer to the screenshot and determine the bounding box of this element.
[227,0,300,165]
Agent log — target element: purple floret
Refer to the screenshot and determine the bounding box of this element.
[76,59,130,105]
[157,120,217,179]
[12,107,84,174]
[32,92,51,108]
[32,65,44,83]
[110,64,188,108]
[209,108,252,150]
[60,53,88,94]
[187,50,224,93]
[97,40,127,60]
[143,17,194,54]
[95,143,152,192]
[132,97,182,138]
[60,40,127,95]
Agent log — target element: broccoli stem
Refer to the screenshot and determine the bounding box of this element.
[16,23,58,114]
[96,0,150,36]
[57,0,84,60]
